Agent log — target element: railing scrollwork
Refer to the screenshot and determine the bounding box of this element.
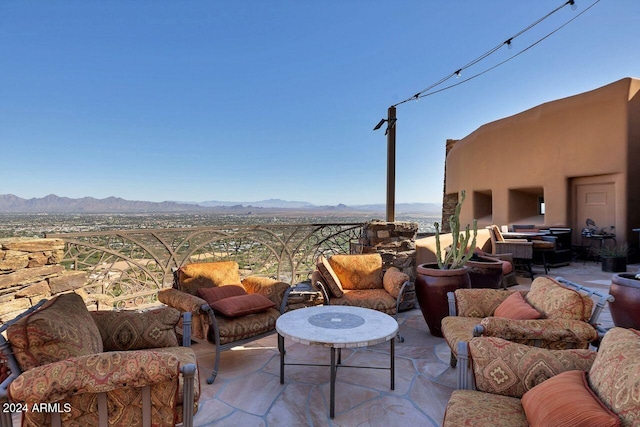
[46,223,364,309]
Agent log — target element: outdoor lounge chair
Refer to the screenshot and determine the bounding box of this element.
[487,225,535,279]
[443,327,640,426]
[311,253,410,341]
[0,293,198,427]
[441,276,612,370]
[158,261,292,384]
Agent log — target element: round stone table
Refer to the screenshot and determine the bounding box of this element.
[276,305,398,418]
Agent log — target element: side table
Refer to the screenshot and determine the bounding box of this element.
[284,282,324,311]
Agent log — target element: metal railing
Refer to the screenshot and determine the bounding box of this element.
[46,223,364,308]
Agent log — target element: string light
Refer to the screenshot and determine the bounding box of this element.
[391,0,600,107]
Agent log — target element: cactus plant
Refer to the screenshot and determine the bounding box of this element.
[434,190,478,270]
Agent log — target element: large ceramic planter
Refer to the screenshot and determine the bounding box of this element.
[415,263,471,337]
[466,256,503,289]
[609,273,640,329]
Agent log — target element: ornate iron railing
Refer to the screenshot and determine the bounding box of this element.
[46,223,363,308]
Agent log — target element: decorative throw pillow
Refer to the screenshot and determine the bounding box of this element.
[242,276,288,300]
[197,285,247,306]
[525,277,585,320]
[91,306,180,351]
[316,255,344,297]
[382,267,409,298]
[6,293,103,371]
[210,294,275,318]
[493,291,541,320]
[521,370,621,427]
[588,327,640,426]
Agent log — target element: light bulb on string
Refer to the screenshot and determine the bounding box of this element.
[455,69,462,79]
[569,0,577,10]
[506,38,513,49]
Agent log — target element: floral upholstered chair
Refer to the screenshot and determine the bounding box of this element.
[443,327,640,426]
[441,276,609,368]
[311,253,410,340]
[158,261,292,384]
[0,292,198,427]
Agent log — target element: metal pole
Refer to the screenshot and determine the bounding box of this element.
[386,106,396,222]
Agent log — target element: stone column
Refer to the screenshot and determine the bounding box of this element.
[441,139,459,233]
[360,221,418,311]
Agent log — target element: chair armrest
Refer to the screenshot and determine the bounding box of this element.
[382,267,410,299]
[454,288,517,317]
[241,276,291,309]
[315,281,331,305]
[468,336,596,397]
[447,292,457,316]
[477,317,598,345]
[158,288,207,313]
[8,350,181,404]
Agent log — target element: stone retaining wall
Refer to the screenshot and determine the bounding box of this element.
[0,238,88,323]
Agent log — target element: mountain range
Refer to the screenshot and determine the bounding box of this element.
[0,194,442,214]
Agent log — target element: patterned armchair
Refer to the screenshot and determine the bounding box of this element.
[0,293,198,427]
[441,276,610,369]
[311,253,410,340]
[443,327,640,426]
[158,261,292,384]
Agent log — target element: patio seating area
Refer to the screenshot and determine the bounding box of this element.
[188,260,626,426]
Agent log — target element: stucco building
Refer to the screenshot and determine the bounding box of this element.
[444,77,640,248]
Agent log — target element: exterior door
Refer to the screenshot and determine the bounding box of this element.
[571,178,616,245]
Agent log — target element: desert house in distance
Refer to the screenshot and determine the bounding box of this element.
[444,77,640,248]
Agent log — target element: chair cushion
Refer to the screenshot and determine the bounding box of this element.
[177,261,241,295]
[443,390,528,427]
[525,277,586,320]
[588,327,640,425]
[328,289,397,315]
[6,293,103,371]
[328,254,383,290]
[197,284,247,305]
[521,370,620,427]
[316,255,344,297]
[382,267,409,298]
[532,240,555,249]
[214,308,280,344]
[494,292,541,320]
[469,337,597,398]
[210,294,275,318]
[91,306,180,351]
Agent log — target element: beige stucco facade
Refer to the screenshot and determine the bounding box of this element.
[445,77,640,247]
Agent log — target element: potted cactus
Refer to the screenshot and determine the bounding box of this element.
[415,190,477,337]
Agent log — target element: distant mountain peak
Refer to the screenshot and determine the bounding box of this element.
[0,194,442,214]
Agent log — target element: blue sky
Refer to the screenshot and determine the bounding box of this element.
[1,0,638,205]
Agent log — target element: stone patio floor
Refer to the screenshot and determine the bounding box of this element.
[190,261,634,426]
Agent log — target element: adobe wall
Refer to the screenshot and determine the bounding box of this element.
[0,238,89,323]
[445,78,640,246]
